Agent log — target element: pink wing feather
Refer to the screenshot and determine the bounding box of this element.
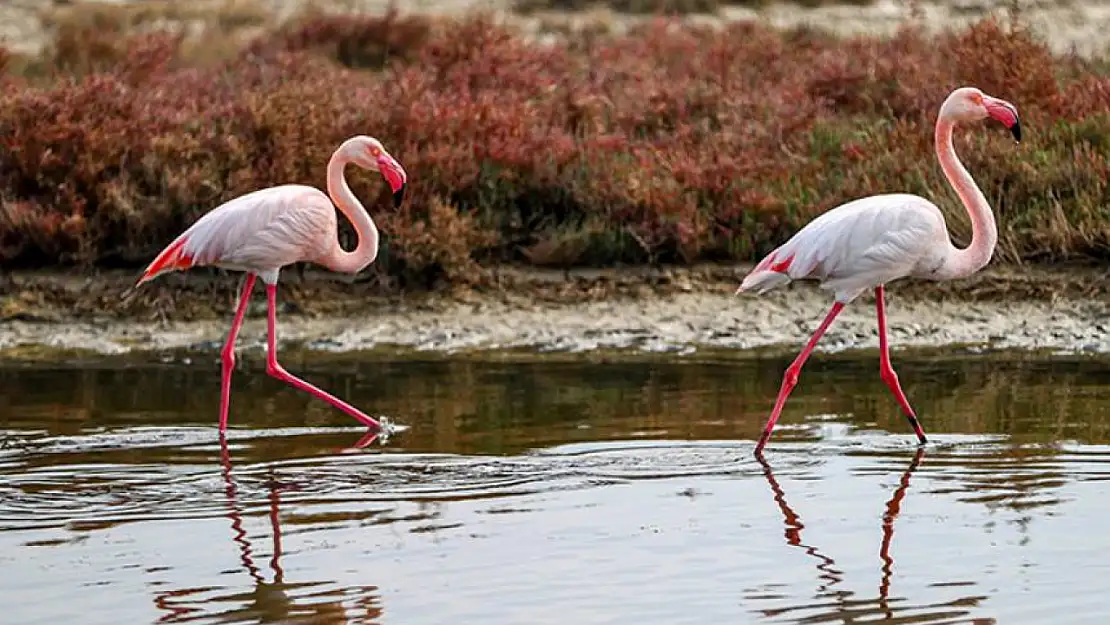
[739,193,950,302]
[138,185,335,284]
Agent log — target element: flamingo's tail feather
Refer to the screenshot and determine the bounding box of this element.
[736,250,796,296]
[736,270,792,295]
[136,237,195,286]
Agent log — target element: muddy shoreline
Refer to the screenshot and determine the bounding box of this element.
[2,264,1109,361]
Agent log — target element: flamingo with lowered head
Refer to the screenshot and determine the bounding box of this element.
[737,86,1021,455]
[136,135,407,434]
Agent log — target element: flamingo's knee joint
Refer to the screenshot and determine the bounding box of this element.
[880,366,899,387]
[782,367,801,389]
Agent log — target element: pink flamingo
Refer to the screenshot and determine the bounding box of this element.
[737,87,1021,455]
[136,135,407,433]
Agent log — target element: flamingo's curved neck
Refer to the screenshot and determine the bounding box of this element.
[322,151,379,274]
[935,117,998,279]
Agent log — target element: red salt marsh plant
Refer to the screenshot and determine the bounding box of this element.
[0,12,1107,288]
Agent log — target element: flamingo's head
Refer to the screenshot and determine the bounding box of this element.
[345,136,409,208]
[941,87,1021,143]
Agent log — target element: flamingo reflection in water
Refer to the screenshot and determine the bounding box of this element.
[152,435,384,624]
[752,449,990,623]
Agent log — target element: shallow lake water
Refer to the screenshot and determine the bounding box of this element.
[4,349,1110,624]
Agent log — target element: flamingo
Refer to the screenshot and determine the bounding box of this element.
[136,135,407,434]
[737,86,1021,455]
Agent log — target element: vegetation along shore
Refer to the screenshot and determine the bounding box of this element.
[0,2,1107,345]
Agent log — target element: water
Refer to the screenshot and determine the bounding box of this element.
[4,349,1110,624]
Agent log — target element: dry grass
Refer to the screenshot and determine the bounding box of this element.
[512,0,875,13]
[514,0,725,13]
[0,7,1108,291]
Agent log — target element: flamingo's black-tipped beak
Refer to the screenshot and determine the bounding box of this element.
[985,96,1021,144]
[376,151,408,208]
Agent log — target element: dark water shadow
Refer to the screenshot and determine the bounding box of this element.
[151,436,385,624]
[752,449,993,624]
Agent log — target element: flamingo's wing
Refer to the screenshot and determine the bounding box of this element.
[741,194,946,300]
[140,185,332,283]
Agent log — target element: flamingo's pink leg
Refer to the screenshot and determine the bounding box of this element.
[219,274,257,431]
[263,284,381,430]
[756,302,846,455]
[875,286,927,445]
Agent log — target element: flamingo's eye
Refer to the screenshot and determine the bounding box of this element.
[370,147,382,157]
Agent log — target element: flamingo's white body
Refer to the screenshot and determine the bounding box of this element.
[742,193,967,302]
[738,86,1022,455]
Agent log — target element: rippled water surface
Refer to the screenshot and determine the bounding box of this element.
[5,349,1110,624]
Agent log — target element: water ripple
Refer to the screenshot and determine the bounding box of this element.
[0,431,765,531]
[0,425,1083,535]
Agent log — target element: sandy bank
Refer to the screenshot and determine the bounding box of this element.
[6,0,1110,58]
[2,265,1108,360]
